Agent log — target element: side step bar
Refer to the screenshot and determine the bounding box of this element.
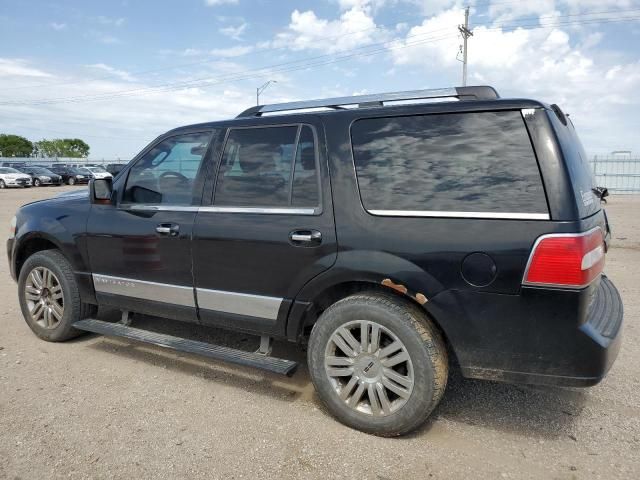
[73,319,298,376]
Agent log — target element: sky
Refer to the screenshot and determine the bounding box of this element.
[1,0,639,159]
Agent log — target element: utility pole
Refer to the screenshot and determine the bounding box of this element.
[458,6,473,86]
[256,80,277,105]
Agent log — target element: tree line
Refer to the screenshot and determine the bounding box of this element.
[0,134,90,158]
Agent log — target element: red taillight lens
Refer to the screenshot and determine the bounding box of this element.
[523,228,605,288]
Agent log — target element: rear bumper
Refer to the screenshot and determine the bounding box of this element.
[430,275,623,387]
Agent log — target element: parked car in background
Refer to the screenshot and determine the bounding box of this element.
[17,166,63,187]
[1,162,27,169]
[83,166,112,180]
[105,163,125,176]
[0,167,32,188]
[47,165,90,185]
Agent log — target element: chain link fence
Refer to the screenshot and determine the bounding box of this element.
[590,156,640,194]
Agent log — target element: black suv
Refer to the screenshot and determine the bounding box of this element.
[47,165,90,185]
[6,86,623,436]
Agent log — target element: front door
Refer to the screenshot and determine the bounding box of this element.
[86,130,216,323]
[192,119,337,336]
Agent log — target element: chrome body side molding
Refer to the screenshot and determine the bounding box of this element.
[93,274,196,307]
[196,288,282,320]
[92,274,283,320]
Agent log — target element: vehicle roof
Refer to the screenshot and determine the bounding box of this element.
[166,97,550,136]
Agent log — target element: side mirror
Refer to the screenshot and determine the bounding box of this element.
[90,178,113,204]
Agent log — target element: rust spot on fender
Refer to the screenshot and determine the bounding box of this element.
[415,293,428,305]
[381,278,408,294]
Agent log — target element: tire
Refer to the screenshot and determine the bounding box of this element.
[307,292,448,436]
[33,178,41,187]
[18,249,96,342]
[68,177,75,186]
[0,179,5,189]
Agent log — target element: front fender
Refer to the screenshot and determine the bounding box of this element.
[12,196,92,286]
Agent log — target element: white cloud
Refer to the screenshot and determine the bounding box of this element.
[205,0,239,6]
[49,22,67,31]
[96,16,126,27]
[0,58,53,78]
[86,63,137,82]
[209,45,254,58]
[88,31,122,45]
[219,22,247,40]
[273,6,382,53]
[391,7,640,154]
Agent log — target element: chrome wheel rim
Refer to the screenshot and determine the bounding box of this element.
[24,267,64,329]
[324,320,414,417]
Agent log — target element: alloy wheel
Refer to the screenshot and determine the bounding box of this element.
[324,320,414,417]
[24,267,64,329]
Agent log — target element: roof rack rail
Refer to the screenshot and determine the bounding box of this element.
[237,86,499,118]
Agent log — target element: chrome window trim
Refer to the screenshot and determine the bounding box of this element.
[196,288,282,320]
[119,204,318,215]
[199,206,318,215]
[368,210,550,220]
[93,274,196,307]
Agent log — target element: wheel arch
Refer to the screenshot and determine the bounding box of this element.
[288,277,460,366]
[14,234,63,278]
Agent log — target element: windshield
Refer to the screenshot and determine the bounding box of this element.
[77,168,91,174]
[0,167,20,174]
[88,166,107,172]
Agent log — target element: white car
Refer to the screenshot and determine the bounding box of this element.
[0,167,32,188]
[84,166,113,180]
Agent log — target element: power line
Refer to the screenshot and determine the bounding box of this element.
[2,12,639,107]
[2,6,639,94]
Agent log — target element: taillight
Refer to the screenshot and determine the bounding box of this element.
[523,227,605,288]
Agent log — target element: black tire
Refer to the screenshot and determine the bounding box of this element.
[0,179,5,189]
[68,177,75,185]
[18,249,96,342]
[307,292,448,436]
[33,178,41,187]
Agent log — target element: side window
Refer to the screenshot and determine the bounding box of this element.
[123,132,212,205]
[214,125,320,208]
[351,111,547,214]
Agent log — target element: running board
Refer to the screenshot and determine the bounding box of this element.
[73,319,298,376]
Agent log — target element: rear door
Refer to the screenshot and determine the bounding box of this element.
[192,119,337,336]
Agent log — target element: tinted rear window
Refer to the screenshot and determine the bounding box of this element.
[351,111,548,215]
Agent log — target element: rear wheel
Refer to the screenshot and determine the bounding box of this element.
[18,250,96,342]
[307,292,448,436]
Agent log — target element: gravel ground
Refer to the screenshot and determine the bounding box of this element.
[0,186,638,479]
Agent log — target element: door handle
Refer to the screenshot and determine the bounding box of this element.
[156,223,179,236]
[290,230,322,244]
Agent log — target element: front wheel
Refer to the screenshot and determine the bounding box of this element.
[307,292,448,436]
[18,250,96,342]
[67,177,75,185]
[0,179,5,189]
[33,178,41,187]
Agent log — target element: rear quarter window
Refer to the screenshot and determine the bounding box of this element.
[351,111,548,216]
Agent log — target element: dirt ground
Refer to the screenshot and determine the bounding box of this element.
[0,186,638,480]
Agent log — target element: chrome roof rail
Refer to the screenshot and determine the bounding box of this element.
[237,86,499,118]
